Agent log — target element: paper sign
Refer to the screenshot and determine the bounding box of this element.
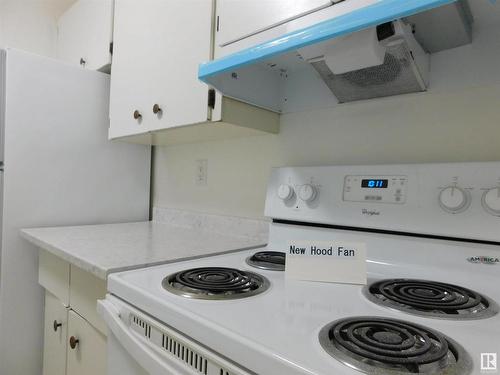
[286,241,367,285]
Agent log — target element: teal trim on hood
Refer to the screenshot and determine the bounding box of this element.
[198,0,456,81]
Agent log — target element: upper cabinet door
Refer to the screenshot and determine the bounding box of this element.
[57,0,114,70]
[109,0,213,139]
[109,0,153,138]
[216,0,333,46]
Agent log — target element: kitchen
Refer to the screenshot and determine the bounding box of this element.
[0,0,499,374]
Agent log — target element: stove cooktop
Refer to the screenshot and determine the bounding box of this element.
[108,236,500,375]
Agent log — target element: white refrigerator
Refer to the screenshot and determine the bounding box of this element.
[0,49,151,375]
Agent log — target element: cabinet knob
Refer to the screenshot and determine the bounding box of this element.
[53,320,62,332]
[69,336,79,349]
[152,104,162,114]
[133,110,142,120]
[79,58,86,67]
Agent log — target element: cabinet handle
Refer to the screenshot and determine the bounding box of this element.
[69,336,79,349]
[152,104,162,114]
[133,110,142,120]
[79,58,86,67]
[53,320,62,332]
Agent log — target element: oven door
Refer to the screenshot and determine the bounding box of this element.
[108,331,150,375]
[98,298,177,375]
[98,295,252,375]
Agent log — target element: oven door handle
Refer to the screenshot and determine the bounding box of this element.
[97,299,192,375]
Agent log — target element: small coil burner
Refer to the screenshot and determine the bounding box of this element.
[246,251,286,271]
[319,317,472,374]
[162,267,270,300]
[364,279,498,320]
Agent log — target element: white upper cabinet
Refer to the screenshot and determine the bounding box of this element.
[216,0,333,46]
[109,0,279,143]
[57,0,114,71]
[109,0,213,139]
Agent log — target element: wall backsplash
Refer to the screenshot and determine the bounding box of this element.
[153,83,500,219]
[153,207,269,243]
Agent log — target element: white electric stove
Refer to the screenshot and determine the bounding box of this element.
[99,162,500,375]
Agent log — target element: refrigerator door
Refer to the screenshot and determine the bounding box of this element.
[0,167,3,268]
[0,48,150,375]
[0,49,5,163]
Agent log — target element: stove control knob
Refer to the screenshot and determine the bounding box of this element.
[299,184,318,203]
[482,187,500,216]
[439,186,470,214]
[277,184,294,201]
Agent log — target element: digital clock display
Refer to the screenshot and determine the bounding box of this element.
[361,179,388,188]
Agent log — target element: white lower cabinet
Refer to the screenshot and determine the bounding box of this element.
[67,310,107,375]
[39,250,108,375]
[43,291,69,375]
[70,265,108,334]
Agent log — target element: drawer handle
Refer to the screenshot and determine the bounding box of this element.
[69,336,79,349]
[152,104,162,114]
[53,320,62,332]
[133,110,142,120]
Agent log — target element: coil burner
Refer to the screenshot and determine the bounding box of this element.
[319,316,472,374]
[246,251,286,271]
[162,267,270,300]
[364,279,497,320]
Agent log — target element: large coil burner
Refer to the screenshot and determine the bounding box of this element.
[364,279,497,320]
[162,267,270,300]
[319,316,471,374]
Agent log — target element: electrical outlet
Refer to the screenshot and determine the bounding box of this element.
[195,159,208,186]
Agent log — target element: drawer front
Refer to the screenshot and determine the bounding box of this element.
[70,265,107,335]
[43,291,68,375]
[39,250,70,306]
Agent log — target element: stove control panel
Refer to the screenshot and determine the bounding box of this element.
[343,175,407,204]
[264,162,500,243]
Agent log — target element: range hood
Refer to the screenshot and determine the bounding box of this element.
[199,0,472,113]
[302,20,430,103]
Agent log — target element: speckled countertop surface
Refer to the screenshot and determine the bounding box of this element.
[20,221,267,280]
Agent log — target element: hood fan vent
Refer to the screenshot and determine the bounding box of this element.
[309,25,428,103]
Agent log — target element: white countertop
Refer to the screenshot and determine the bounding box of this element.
[20,221,267,279]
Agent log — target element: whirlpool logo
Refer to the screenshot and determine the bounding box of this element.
[362,209,380,217]
[467,256,500,265]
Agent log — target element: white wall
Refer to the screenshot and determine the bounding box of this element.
[0,0,76,57]
[153,20,500,219]
[153,84,500,219]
